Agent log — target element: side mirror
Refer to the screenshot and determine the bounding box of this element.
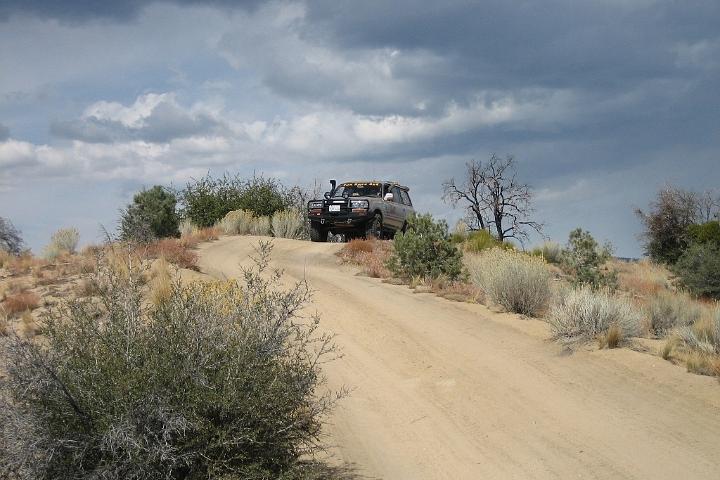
[384,192,394,201]
[324,192,331,199]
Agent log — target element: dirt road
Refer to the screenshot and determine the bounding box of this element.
[198,236,720,480]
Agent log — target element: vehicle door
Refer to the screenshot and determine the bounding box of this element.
[388,186,405,228]
[399,189,413,225]
[381,183,399,227]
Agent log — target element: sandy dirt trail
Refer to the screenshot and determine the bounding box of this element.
[198,236,720,480]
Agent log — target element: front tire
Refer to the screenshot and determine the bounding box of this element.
[365,213,383,240]
[310,224,327,242]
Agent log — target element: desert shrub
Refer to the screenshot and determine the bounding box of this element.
[0,241,341,479]
[42,227,80,260]
[148,258,173,308]
[338,239,393,279]
[561,228,617,289]
[271,209,307,239]
[2,291,40,317]
[120,186,179,243]
[0,217,23,255]
[461,229,495,252]
[645,291,702,336]
[531,241,562,264]
[179,174,292,228]
[468,247,551,316]
[666,309,720,376]
[387,213,462,280]
[216,209,254,235]
[146,238,198,270]
[250,216,271,236]
[549,286,641,344]
[673,242,720,299]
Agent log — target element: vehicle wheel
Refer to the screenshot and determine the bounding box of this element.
[365,213,383,239]
[310,224,327,242]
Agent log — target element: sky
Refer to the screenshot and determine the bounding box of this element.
[1,0,718,256]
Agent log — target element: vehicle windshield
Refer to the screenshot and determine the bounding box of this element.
[334,183,381,198]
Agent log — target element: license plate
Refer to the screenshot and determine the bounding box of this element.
[329,205,340,212]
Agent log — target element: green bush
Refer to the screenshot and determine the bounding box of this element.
[179,174,292,228]
[120,185,179,243]
[673,242,720,299]
[0,242,342,479]
[561,228,617,289]
[530,241,562,264]
[387,213,463,280]
[687,221,720,249]
[467,248,551,316]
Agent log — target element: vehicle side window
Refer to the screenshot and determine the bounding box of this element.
[400,190,412,206]
[391,186,402,203]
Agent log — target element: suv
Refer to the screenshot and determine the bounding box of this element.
[307,180,415,242]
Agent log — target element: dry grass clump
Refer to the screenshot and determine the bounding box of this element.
[5,253,46,276]
[42,227,80,260]
[179,218,197,238]
[146,238,198,270]
[216,209,254,235]
[645,290,703,336]
[271,209,306,239]
[20,310,42,338]
[2,290,40,317]
[250,216,271,236]
[598,324,623,349]
[663,308,720,376]
[0,308,9,336]
[615,259,671,297]
[74,278,100,298]
[338,239,393,278]
[0,249,11,268]
[179,227,219,249]
[148,258,173,307]
[549,286,642,346]
[467,248,551,316]
[412,274,484,303]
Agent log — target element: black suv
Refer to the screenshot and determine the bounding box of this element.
[307,180,415,242]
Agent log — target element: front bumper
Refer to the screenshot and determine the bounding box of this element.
[308,210,372,230]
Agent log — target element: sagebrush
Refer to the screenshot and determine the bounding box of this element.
[271,209,307,239]
[549,286,641,344]
[645,291,702,336]
[0,242,343,479]
[42,227,80,260]
[216,209,254,235]
[468,247,551,316]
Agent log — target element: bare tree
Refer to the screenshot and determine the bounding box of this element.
[442,154,543,245]
[697,189,720,223]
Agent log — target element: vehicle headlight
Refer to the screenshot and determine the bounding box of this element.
[308,201,323,209]
[350,200,369,209]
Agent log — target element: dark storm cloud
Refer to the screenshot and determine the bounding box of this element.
[0,0,264,22]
